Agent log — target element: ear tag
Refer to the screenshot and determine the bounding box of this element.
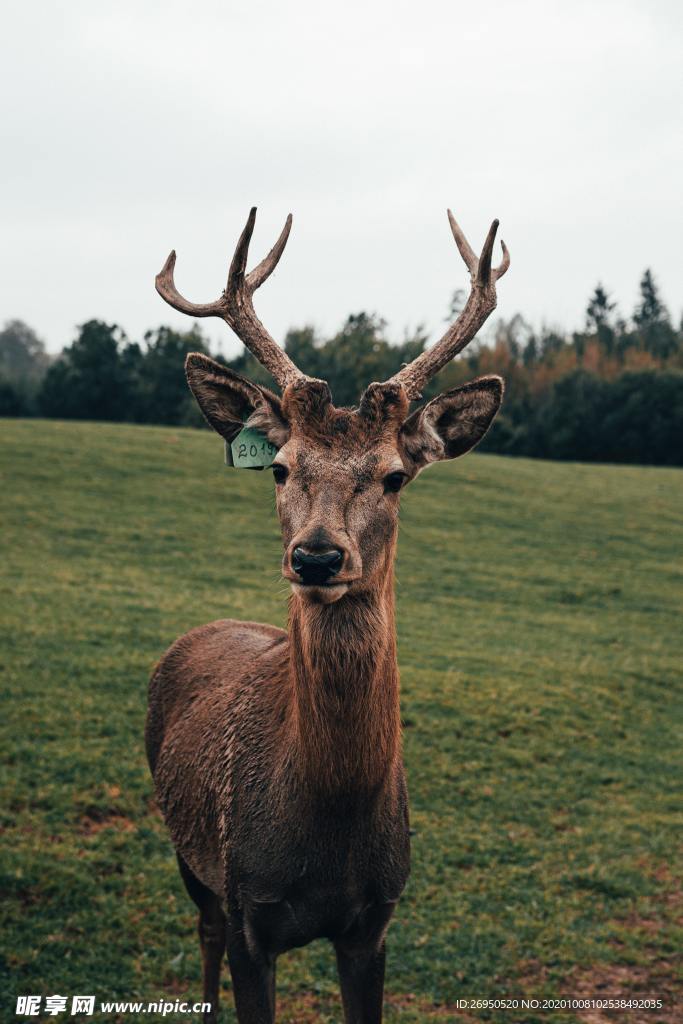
[227,426,278,470]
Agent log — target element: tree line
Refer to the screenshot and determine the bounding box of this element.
[1,269,681,466]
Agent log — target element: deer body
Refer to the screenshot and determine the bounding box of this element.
[147,590,409,979]
[147,207,509,1022]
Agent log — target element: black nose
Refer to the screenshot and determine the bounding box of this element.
[292,547,343,586]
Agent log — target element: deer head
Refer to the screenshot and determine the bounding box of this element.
[156,208,509,605]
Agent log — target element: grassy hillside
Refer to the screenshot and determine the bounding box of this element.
[1,419,681,1023]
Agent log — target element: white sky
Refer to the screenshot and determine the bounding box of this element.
[1,0,681,356]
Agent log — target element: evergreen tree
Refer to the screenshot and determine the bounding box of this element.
[586,284,616,355]
[586,284,616,332]
[633,269,676,358]
[634,270,667,328]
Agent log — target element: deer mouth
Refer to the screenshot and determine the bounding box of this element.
[289,580,352,604]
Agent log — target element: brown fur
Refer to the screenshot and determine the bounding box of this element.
[146,365,504,1023]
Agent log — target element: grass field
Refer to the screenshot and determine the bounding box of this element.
[1,419,682,1024]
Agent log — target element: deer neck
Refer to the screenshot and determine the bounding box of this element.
[286,554,401,797]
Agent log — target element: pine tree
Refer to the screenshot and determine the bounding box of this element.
[633,269,667,328]
[586,283,616,356]
[586,284,616,332]
[633,269,676,358]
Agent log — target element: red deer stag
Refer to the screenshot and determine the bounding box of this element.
[146,207,509,1023]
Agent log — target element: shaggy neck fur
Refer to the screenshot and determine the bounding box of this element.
[286,546,401,798]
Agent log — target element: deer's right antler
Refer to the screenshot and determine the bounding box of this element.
[156,208,308,390]
[382,211,510,400]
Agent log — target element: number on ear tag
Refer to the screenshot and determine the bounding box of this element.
[228,426,278,470]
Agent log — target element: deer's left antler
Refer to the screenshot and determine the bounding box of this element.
[384,211,510,399]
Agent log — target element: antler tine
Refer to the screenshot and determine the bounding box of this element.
[383,209,510,400]
[226,207,257,297]
[155,208,306,391]
[447,209,478,274]
[247,214,293,292]
[495,238,510,281]
[477,219,499,285]
[155,250,230,318]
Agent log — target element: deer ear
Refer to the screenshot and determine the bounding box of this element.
[185,353,289,447]
[400,375,503,468]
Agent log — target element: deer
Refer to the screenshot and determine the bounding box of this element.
[145,206,509,1024]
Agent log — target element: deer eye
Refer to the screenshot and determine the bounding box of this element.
[384,471,407,493]
[272,464,288,485]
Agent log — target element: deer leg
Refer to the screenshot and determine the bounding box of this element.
[225,911,276,1024]
[177,856,226,1023]
[335,940,386,1024]
[334,901,396,1024]
[198,904,227,1023]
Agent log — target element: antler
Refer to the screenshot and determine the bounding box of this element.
[155,208,307,390]
[385,211,510,400]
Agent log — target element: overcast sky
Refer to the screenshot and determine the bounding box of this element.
[2,0,681,357]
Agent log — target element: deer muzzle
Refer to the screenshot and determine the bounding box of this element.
[291,547,343,586]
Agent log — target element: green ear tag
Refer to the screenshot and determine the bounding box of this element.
[228,426,278,470]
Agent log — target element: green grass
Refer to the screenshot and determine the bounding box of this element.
[1,419,681,1023]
